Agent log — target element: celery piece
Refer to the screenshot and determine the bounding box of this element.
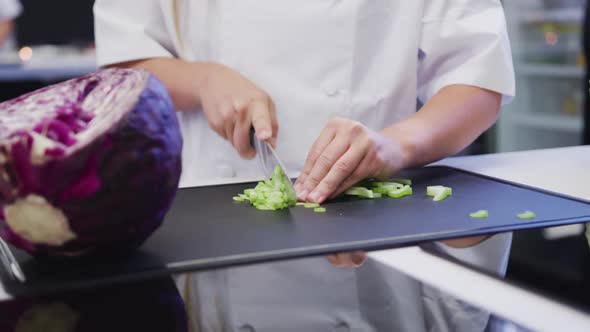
[303,202,320,208]
[372,187,388,194]
[238,165,297,210]
[314,207,326,213]
[295,202,306,206]
[387,185,413,198]
[426,186,452,201]
[373,192,382,198]
[373,181,403,189]
[233,196,245,202]
[469,210,489,218]
[345,187,374,198]
[372,183,403,194]
[517,211,536,219]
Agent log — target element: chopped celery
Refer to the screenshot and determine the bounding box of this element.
[426,185,452,201]
[295,202,306,206]
[469,210,489,218]
[517,211,535,219]
[345,186,375,198]
[237,165,297,210]
[391,178,412,185]
[303,202,320,208]
[372,183,402,194]
[373,192,382,198]
[373,181,404,189]
[386,185,413,198]
[314,207,326,213]
[233,196,245,202]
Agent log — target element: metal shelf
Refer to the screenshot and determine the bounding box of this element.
[510,112,583,132]
[517,64,585,79]
[517,8,584,24]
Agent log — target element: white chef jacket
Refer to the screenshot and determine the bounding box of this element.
[94,1,516,331]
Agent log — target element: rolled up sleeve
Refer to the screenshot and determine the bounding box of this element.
[418,0,515,105]
[93,0,176,67]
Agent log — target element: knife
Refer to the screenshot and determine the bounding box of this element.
[250,129,297,199]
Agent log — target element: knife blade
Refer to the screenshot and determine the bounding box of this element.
[250,129,297,199]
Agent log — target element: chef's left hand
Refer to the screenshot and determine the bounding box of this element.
[294,117,408,268]
[294,117,407,203]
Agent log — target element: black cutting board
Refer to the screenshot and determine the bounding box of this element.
[3,165,590,297]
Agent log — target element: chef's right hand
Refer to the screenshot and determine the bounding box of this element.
[194,62,278,159]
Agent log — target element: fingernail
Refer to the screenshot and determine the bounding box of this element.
[309,191,322,203]
[258,129,271,140]
[297,189,309,201]
[352,256,364,266]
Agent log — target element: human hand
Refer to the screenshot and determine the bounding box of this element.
[194,62,277,159]
[294,117,409,203]
[326,251,367,268]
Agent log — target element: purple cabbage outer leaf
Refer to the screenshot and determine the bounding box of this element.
[0,68,182,257]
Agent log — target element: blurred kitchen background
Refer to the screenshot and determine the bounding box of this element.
[1,0,588,154]
[1,0,590,314]
[0,0,96,102]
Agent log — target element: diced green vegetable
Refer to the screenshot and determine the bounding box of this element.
[345,186,375,198]
[517,211,536,219]
[236,165,297,210]
[373,181,404,189]
[373,192,382,198]
[386,185,413,198]
[469,210,489,218]
[314,207,326,213]
[303,202,320,208]
[426,185,452,201]
[295,202,306,206]
[372,182,403,194]
[233,196,245,202]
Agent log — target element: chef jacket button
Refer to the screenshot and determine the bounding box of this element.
[321,81,342,97]
[215,163,236,178]
[332,322,350,332]
[324,87,341,97]
[238,324,255,332]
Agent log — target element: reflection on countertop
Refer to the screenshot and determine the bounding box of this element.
[0,277,188,332]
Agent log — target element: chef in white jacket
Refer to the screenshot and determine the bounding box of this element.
[94,0,515,331]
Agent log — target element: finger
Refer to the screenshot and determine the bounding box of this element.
[250,98,272,141]
[233,104,256,159]
[326,255,339,266]
[350,251,367,267]
[294,127,336,197]
[327,254,347,268]
[301,133,350,202]
[308,142,368,203]
[268,98,278,148]
[328,253,365,268]
[219,100,236,146]
[203,101,226,139]
[330,151,374,199]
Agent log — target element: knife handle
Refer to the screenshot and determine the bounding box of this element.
[249,127,256,149]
